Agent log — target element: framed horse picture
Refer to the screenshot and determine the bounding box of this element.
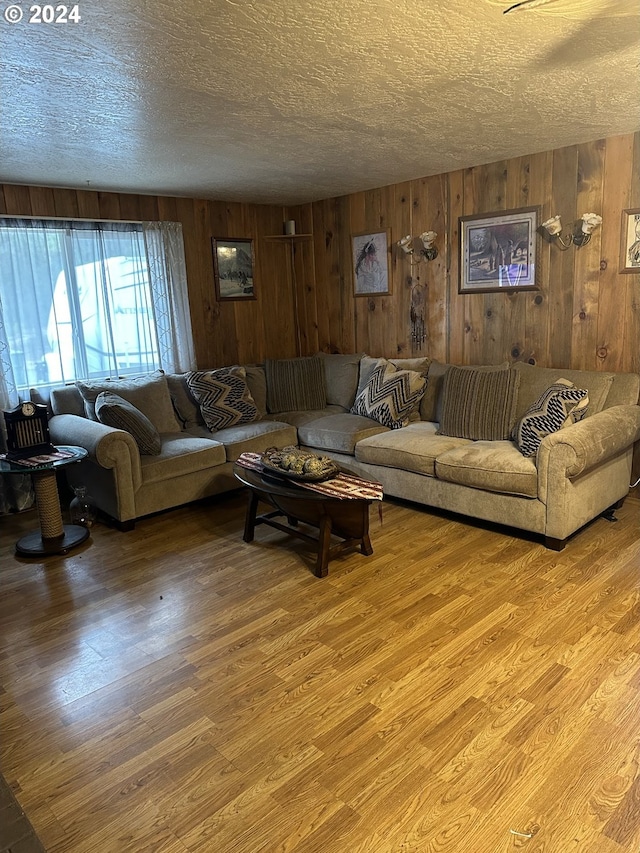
[459,207,539,293]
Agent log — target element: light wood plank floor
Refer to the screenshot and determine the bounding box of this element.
[1,490,639,852]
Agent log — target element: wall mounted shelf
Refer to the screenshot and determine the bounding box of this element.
[262,233,313,241]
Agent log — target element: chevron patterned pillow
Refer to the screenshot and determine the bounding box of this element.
[350,362,427,429]
[513,378,589,457]
[186,367,258,431]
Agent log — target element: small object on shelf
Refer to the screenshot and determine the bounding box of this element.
[69,486,97,528]
[284,219,296,235]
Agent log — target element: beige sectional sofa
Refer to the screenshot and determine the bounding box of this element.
[46,353,640,549]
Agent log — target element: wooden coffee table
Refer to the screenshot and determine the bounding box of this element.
[233,464,377,577]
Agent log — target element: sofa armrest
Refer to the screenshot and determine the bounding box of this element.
[537,405,640,497]
[49,413,142,491]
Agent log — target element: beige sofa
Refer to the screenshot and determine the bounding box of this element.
[46,354,640,549]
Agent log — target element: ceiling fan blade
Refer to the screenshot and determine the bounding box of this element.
[504,0,561,13]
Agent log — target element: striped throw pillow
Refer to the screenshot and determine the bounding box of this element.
[438,366,520,441]
[265,357,327,413]
[95,391,161,455]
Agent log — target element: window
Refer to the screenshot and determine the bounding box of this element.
[0,218,195,399]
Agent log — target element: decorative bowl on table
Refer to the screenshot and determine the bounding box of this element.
[260,446,339,482]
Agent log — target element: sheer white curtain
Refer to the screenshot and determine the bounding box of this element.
[143,221,196,373]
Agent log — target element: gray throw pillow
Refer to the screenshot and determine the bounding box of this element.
[76,370,182,433]
[186,367,258,431]
[95,391,161,455]
[315,352,364,410]
[265,357,327,413]
[165,373,204,430]
[438,366,520,440]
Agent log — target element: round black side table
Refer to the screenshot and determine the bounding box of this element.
[0,445,90,557]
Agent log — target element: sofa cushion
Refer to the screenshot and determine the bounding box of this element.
[76,370,182,433]
[438,366,519,440]
[356,355,430,395]
[186,367,258,431]
[435,441,538,498]
[351,362,427,429]
[355,422,472,477]
[315,352,364,410]
[187,420,297,462]
[298,412,389,455]
[165,372,203,430]
[263,405,345,428]
[140,434,227,483]
[28,387,54,418]
[512,379,589,457]
[265,357,326,413]
[244,366,267,417]
[95,391,161,456]
[419,360,448,422]
[50,384,86,418]
[512,362,613,420]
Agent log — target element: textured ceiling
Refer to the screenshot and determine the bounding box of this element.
[1,0,638,204]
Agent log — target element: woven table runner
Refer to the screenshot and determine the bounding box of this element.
[236,452,383,501]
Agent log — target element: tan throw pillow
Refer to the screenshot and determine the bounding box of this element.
[186,367,258,431]
[351,361,426,429]
[438,366,520,440]
[513,379,589,457]
[95,391,161,455]
[76,370,182,433]
[265,357,327,413]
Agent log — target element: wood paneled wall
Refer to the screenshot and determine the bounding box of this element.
[305,132,640,378]
[2,130,638,378]
[0,183,301,368]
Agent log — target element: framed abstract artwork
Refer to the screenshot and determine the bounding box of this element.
[459,207,539,293]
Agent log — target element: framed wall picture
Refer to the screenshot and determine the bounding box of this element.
[459,207,539,293]
[212,237,256,301]
[351,230,391,296]
[620,208,640,273]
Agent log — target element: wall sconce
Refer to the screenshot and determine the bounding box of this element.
[398,231,438,264]
[541,213,602,250]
